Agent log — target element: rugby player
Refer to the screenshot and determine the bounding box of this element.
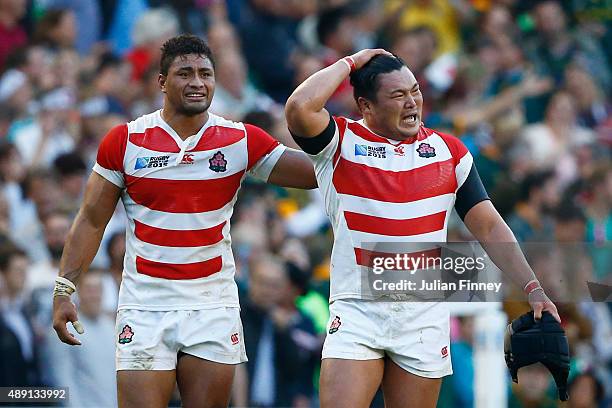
[52,35,317,408]
[285,49,560,408]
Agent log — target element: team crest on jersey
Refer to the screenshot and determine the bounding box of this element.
[329,316,342,334]
[417,143,436,158]
[355,144,386,158]
[209,151,227,172]
[118,325,134,344]
[135,155,170,169]
[180,153,195,165]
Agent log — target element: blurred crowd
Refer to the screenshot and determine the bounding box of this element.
[0,0,609,407]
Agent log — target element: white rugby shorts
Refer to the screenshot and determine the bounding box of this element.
[115,307,247,370]
[322,299,452,378]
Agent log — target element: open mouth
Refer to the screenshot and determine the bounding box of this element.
[185,92,206,101]
[401,113,418,126]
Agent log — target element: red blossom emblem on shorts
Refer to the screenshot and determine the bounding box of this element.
[118,325,134,344]
[441,346,448,358]
[329,316,342,334]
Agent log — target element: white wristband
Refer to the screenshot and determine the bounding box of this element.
[54,276,76,297]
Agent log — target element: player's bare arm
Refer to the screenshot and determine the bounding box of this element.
[267,148,318,189]
[52,173,121,345]
[463,200,561,322]
[285,48,390,138]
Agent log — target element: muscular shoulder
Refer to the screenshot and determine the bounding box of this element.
[426,127,469,163]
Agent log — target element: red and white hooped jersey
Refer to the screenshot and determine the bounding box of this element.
[93,110,285,310]
[310,117,473,301]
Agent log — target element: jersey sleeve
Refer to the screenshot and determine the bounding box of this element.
[290,115,345,165]
[454,163,489,219]
[245,124,286,181]
[93,124,128,188]
[438,131,490,219]
[291,115,347,175]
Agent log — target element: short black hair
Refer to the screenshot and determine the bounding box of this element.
[159,34,215,76]
[53,152,87,176]
[519,170,555,202]
[350,54,406,102]
[316,6,350,46]
[0,245,27,272]
[96,52,122,75]
[553,202,586,223]
[285,261,311,296]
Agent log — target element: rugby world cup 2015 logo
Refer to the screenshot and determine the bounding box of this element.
[134,155,170,169]
[355,144,386,158]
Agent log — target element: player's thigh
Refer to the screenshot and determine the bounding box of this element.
[320,358,384,408]
[381,358,441,408]
[176,353,235,408]
[117,369,176,408]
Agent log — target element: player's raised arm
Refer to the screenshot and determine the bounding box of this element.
[285,48,390,138]
[52,173,121,345]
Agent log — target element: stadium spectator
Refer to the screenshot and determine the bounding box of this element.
[0,144,27,229]
[32,9,77,52]
[241,256,318,407]
[567,371,605,408]
[384,0,464,55]
[0,0,27,69]
[584,164,612,281]
[81,52,131,118]
[11,170,60,261]
[43,271,116,407]
[4,45,57,94]
[125,7,179,81]
[0,1,608,404]
[506,170,559,242]
[43,0,102,55]
[53,152,87,217]
[0,247,40,387]
[564,64,610,129]
[100,230,125,316]
[315,6,359,116]
[526,0,610,92]
[10,88,77,168]
[129,65,164,119]
[390,26,437,118]
[237,0,313,101]
[447,316,475,408]
[478,4,518,47]
[209,49,278,121]
[29,211,71,291]
[520,91,595,186]
[0,69,32,121]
